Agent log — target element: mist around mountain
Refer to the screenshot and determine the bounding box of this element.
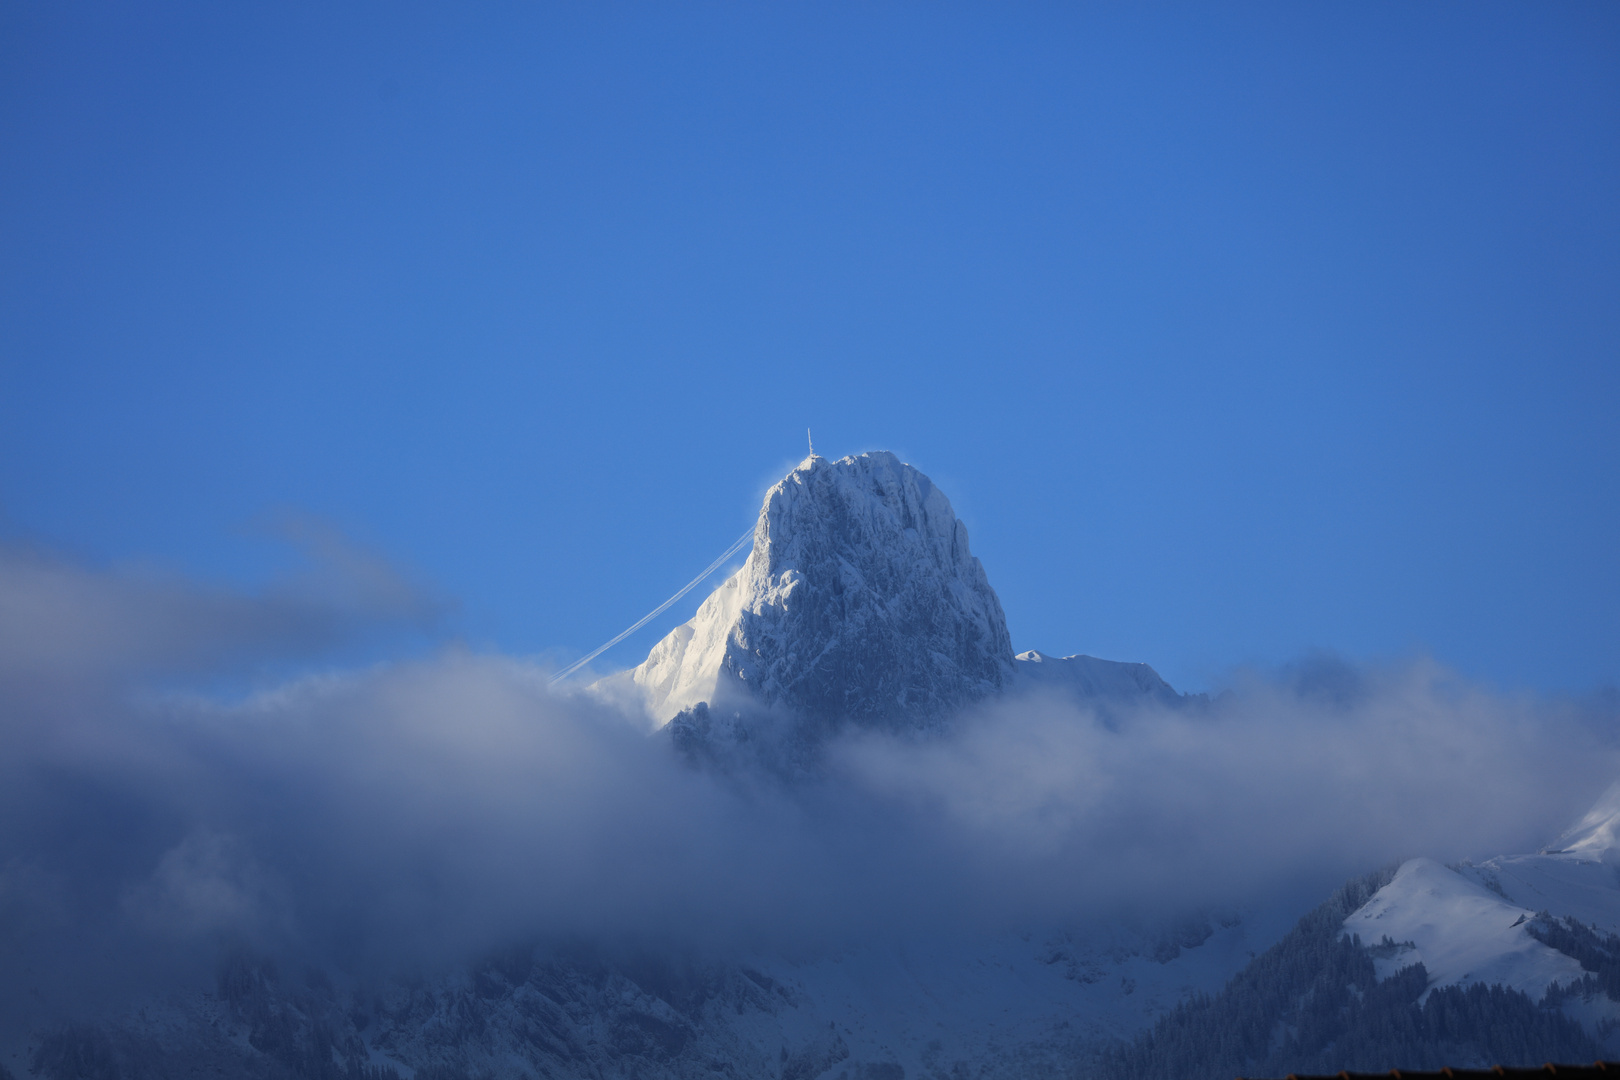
[3,453,1618,1078]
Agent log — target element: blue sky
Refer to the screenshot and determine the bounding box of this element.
[1,2,1616,695]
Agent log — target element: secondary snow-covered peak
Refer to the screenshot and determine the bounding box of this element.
[603,451,1015,728]
[1342,858,1584,999]
[1339,776,1620,1022]
[1013,650,1184,707]
[1546,780,1620,860]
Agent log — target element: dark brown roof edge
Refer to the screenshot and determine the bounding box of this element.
[1236,1061,1620,1080]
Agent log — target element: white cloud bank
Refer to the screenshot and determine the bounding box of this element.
[1,539,1615,1024]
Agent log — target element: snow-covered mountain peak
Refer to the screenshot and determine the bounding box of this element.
[599,451,1015,728]
[1546,780,1620,860]
[1338,775,1620,1034]
[1342,857,1585,998]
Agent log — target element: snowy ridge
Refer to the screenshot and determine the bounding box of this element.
[1444,785,1620,939]
[1343,858,1585,997]
[1013,650,1186,708]
[1547,780,1620,861]
[1459,853,1620,938]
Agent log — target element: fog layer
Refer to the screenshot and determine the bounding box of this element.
[2,541,1615,1023]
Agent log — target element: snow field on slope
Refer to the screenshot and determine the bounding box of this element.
[1344,857,1586,998]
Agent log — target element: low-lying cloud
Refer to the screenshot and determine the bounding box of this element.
[0,521,438,688]
[842,660,1619,918]
[2,539,1616,1028]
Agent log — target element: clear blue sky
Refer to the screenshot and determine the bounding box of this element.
[2,3,1616,695]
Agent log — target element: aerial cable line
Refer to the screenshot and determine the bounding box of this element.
[549,526,756,685]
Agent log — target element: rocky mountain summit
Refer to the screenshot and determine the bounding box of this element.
[597,451,1185,738]
[599,451,1017,729]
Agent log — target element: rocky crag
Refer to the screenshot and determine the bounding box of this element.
[599,451,1017,731]
[597,452,1187,753]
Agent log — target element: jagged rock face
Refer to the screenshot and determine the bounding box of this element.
[611,451,1015,728]
[732,451,1015,724]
